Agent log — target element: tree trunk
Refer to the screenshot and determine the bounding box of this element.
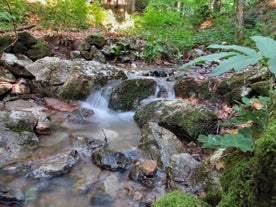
[234,0,245,44]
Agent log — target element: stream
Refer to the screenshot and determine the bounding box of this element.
[1,77,175,207]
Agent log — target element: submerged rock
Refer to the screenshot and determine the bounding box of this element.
[26,149,80,180]
[92,148,131,171]
[0,183,25,205]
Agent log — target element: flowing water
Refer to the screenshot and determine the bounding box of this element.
[1,77,175,207]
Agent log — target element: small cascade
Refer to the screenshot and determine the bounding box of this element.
[154,77,176,100]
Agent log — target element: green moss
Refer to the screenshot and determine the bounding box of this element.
[253,112,276,207]
[154,191,211,207]
[134,100,159,127]
[211,108,276,207]
[0,35,13,52]
[250,81,270,96]
[109,79,156,111]
[7,120,33,133]
[27,42,53,60]
[217,154,257,207]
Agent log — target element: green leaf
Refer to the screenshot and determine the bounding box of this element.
[221,134,254,152]
[212,54,261,75]
[180,52,238,68]
[198,134,222,148]
[208,44,259,57]
[237,127,253,138]
[251,36,276,59]
[268,58,276,75]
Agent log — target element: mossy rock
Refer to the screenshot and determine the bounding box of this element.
[27,42,53,61]
[0,35,13,52]
[134,100,217,141]
[85,34,105,48]
[17,32,37,47]
[206,108,276,207]
[108,78,156,111]
[154,191,211,207]
[250,80,271,96]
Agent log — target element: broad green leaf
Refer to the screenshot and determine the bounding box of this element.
[221,134,254,152]
[269,58,276,75]
[251,36,276,59]
[180,52,238,68]
[212,54,261,75]
[237,127,253,138]
[208,44,260,57]
[198,134,222,148]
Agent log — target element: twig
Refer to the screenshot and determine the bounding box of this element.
[0,24,36,33]
[102,129,108,143]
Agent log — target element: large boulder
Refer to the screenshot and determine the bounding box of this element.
[134,99,218,142]
[137,122,185,169]
[25,57,72,96]
[58,61,127,100]
[108,78,157,111]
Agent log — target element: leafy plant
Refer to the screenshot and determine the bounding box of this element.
[140,37,164,61]
[198,96,270,152]
[182,36,276,75]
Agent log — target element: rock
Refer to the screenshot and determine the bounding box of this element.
[27,42,53,61]
[103,174,119,197]
[44,97,79,112]
[5,99,51,135]
[129,159,161,187]
[87,138,108,155]
[0,53,34,77]
[134,99,217,142]
[167,153,205,195]
[0,111,39,168]
[58,61,127,100]
[92,148,131,171]
[26,149,80,180]
[137,122,185,169]
[0,183,25,204]
[2,32,53,61]
[0,81,12,95]
[0,65,16,83]
[108,78,157,111]
[85,34,105,48]
[11,78,31,95]
[149,69,167,77]
[25,56,72,85]
[141,160,158,176]
[90,192,115,207]
[70,50,81,59]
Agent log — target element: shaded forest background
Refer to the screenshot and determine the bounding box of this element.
[1,0,276,63]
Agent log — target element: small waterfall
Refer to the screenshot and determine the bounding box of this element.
[154,77,176,100]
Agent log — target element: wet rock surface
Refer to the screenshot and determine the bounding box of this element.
[0,183,25,205]
[26,149,80,180]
